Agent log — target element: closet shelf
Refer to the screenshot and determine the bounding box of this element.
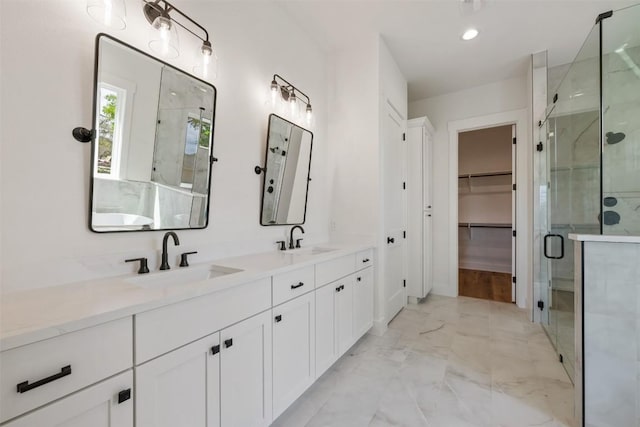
[458,222,512,229]
[458,171,512,179]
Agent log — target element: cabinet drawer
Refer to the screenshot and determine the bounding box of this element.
[273,266,315,306]
[135,278,271,364]
[315,255,356,287]
[0,317,132,423]
[356,249,374,270]
[3,370,133,427]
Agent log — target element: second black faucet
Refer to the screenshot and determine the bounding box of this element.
[160,231,180,270]
[289,225,305,250]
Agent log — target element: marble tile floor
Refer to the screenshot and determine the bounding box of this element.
[272,295,575,427]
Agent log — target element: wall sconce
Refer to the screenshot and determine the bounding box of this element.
[142,0,216,77]
[86,0,127,30]
[270,74,313,126]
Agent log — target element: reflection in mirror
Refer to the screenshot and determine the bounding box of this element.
[91,35,216,232]
[260,114,313,225]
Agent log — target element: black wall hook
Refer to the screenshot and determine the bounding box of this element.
[255,166,266,175]
[72,127,95,143]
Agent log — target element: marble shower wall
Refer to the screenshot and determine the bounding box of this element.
[602,41,640,235]
[580,240,640,427]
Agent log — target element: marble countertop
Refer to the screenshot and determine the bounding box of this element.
[0,243,374,352]
[569,233,640,243]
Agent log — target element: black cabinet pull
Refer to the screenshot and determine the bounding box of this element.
[387,237,395,244]
[357,277,362,282]
[17,365,72,393]
[210,344,220,355]
[339,285,345,291]
[118,388,131,404]
[362,258,370,263]
[275,315,282,323]
[224,338,233,348]
[291,282,304,289]
[335,286,341,292]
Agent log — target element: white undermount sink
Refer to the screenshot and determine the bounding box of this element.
[126,265,243,289]
[288,246,337,256]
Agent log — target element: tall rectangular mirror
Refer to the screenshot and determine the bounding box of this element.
[259,114,313,225]
[90,34,216,232]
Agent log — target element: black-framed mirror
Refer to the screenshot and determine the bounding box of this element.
[89,34,217,232]
[259,114,313,225]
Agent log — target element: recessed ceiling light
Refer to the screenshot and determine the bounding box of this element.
[462,28,479,41]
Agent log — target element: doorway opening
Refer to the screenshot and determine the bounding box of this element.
[457,125,515,303]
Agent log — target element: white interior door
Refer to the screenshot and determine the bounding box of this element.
[383,103,407,322]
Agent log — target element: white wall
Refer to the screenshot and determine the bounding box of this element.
[327,38,379,245]
[0,0,330,291]
[409,76,530,301]
[326,35,407,329]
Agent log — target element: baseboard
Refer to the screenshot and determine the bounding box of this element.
[431,283,457,298]
[370,317,388,336]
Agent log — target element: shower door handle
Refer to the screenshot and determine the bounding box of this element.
[543,234,564,259]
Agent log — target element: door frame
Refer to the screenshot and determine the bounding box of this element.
[448,109,530,309]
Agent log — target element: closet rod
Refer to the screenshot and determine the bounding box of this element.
[458,223,512,229]
[457,171,512,179]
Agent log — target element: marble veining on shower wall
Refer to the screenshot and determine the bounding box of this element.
[582,241,640,427]
[603,44,640,235]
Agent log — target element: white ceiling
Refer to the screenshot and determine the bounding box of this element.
[276,0,639,101]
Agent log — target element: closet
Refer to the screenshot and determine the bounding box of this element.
[406,117,434,302]
[458,125,515,302]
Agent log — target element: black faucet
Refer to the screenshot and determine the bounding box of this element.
[289,225,305,249]
[160,231,180,270]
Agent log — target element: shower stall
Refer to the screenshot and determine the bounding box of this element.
[536,3,640,383]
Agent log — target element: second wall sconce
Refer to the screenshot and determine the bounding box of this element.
[270,74,312,126]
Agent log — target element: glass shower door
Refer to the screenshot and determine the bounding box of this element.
[543,24,601,382]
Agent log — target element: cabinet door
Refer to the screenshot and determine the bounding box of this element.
[315,283,337,377]
[4,370,133,427]
[336,277,354,355]
[423,129,433,211]
[272,293,315,418]
[424,212,433,296]
[353,268,374,339]
[220,310,272,427]
[136,333,220,427]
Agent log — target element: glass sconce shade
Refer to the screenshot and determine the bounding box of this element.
[194,48,218,80]
[87,0,126,30]
[148,16,180,58]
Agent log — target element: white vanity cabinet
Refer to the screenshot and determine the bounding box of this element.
[3,370,133,427]
[1,245,375,427]
[135,333,221,427]
[220,310,272,427]
[353,267,374,339]
[135,310,272,427]
[0,318,133,424]
[335,276,355,355]
[272,292,315,418]
[315,280,338,376]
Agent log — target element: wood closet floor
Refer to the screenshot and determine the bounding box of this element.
[458,268,512,302]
